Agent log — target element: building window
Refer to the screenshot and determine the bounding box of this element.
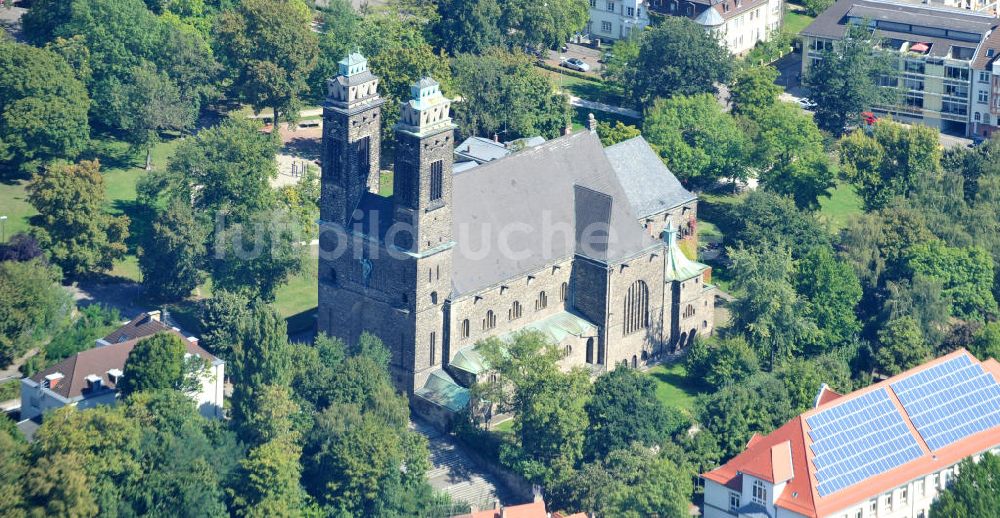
[626,6,634,15]
[885,492,893,511]
[601,20,612,32]
[751,479,766,505]
[356,136,370,175]
[461,319,470,339]
[509,300,523,320]
[430,332,437,366]
[589,0,596,6]
[980,90,990,103]
[900,486,908,505]
[327,141,342,182]
[976,112,982,122]
[606,1,614,11]
[945,66,970,81]
[586,338,594,363]
[430,160,443,201]
[431,291,438,305]
[536,291,548,310]
[483,310,496,331]
[684,304,695,318]
[869,500,877,514]
[624,280,649,336]
[980,71,991,83]
[560,282,569,302]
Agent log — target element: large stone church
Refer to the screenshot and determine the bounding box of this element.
[316,54,716,417]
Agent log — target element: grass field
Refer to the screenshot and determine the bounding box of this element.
[647,363,705,413]
[818,181,863,231]
[570,106,639,132]
[537,67,626,107]
[783,8,815,36]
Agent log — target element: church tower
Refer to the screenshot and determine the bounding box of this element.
[393,77,456,390]
[320,53,383,226]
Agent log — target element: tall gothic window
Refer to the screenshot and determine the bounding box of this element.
[684,304,695,318]
[483,310,496,331]
[396,161,416,206]
[535,291,548,311]
[326,141,342,182]
[430,160,443,201]
[623,280,649,335]
[356,136,370,175]
[461,319,470,339]
[560,282,569,302]
[430,332,437,366]
[509,300,523,321]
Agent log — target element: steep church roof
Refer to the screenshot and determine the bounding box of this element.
[449,131,659,295]
[604,136,697,219]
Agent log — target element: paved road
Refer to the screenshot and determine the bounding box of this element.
[568,96,641,119]
[410,419,511,512]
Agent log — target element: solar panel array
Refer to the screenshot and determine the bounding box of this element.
[891,354,1000,451]
[806,388,923,497]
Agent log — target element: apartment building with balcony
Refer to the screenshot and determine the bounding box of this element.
[801,0,1000,136]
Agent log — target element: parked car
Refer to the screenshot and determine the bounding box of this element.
[797,97,818,110]
[561,58,590,72]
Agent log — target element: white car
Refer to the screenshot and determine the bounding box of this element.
[561,58,591,72]
[797,97,818,110]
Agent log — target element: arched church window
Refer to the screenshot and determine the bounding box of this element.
[431,291,438,305]
[483,310,496,331]
[535,291,548,311]
[462,319,470,339]
[623,280,650,335]
[684,304,695,318]
[560,282,568,302]
[509,300,523,320]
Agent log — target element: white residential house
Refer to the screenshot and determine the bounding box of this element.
[587,0,651,42]
[647,0,784,55]
[702,349,1000,518]
[19,311,225,421]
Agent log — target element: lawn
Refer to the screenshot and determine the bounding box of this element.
[646,362,705,414]
[570,106,639,132]
[537,66,625,106]
[0,180,34,242]
[0,378,19,402]
[783,8,815,36]
[818,181,863,231]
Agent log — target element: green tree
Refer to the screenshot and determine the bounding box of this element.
[196,290,252,359]
[230,302,292,438]
[584,368,685,461]
[230,435,308,517]
[685,336,761,390]
[0,259,70,369]
[154,117,277,224]
[805,23,897,135]
[840,120,942,210]
[875,316,931,375]
[500,0,589,52]
[24,452,99,518]
[138,200,206,301]
[803,0,834,16]
[753,102,836,209]
[697,373,795,459]
[600,37,640,94]
[308,0,360,101]
[431,0,503,54]
[596,121,641,147]
[0,41,90,177]
[451,49,570,140]
[906,240,997,319]
[625,17,732,107]
[774,354,853,413]
[930,453,1000,517]
[214,0,318,127]
[794,246,863,353]
[723,190,832,260]
[119,333,206,397]
[27,160,130,278]
[644,94,750,188]
[238,384,300,447]
[971,321,1000,361]
[0,427,27,517]
[730,65,781,120]
[729,246,816,369]
[209,209,304,302]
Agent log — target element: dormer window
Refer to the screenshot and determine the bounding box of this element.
[752,479,767,505]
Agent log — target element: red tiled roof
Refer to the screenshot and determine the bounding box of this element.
[452,501,547,518]
[815,385,843,406]
[31,316,215,400]
[703,349,1000,517]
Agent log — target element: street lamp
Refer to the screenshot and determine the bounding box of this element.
[0,215,6,243]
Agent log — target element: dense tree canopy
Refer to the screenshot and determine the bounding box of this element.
[138,200,207,301]
[622,18,732,107]
[214,0,318,126]
[28,160,130,278]
[930,454,1000,517]
[0,41,90,177]
[0,260,70,369]
[120,333,206,397]
[644,94,750,188]
[451,49,571,140]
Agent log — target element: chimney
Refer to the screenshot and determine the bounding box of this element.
[147,310,161,322]
[532,484,544,502]
[587,113,597,133]
[43,372,64,389]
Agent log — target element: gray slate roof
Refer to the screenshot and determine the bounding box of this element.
[450,131,657,295]
[455,136,510,164]
[604,136,696,219]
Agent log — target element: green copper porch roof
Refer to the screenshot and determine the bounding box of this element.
[414,370,470,412]
[451,311,599,376]
[664,223,709,282]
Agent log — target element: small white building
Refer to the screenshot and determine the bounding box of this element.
[19,311,224,421]
[587,0,651,42]
[644,0,783,55]
[702,349,1000,518]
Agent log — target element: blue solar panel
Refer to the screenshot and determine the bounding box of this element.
[806,388,924,497]
[891,355,1000,451]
